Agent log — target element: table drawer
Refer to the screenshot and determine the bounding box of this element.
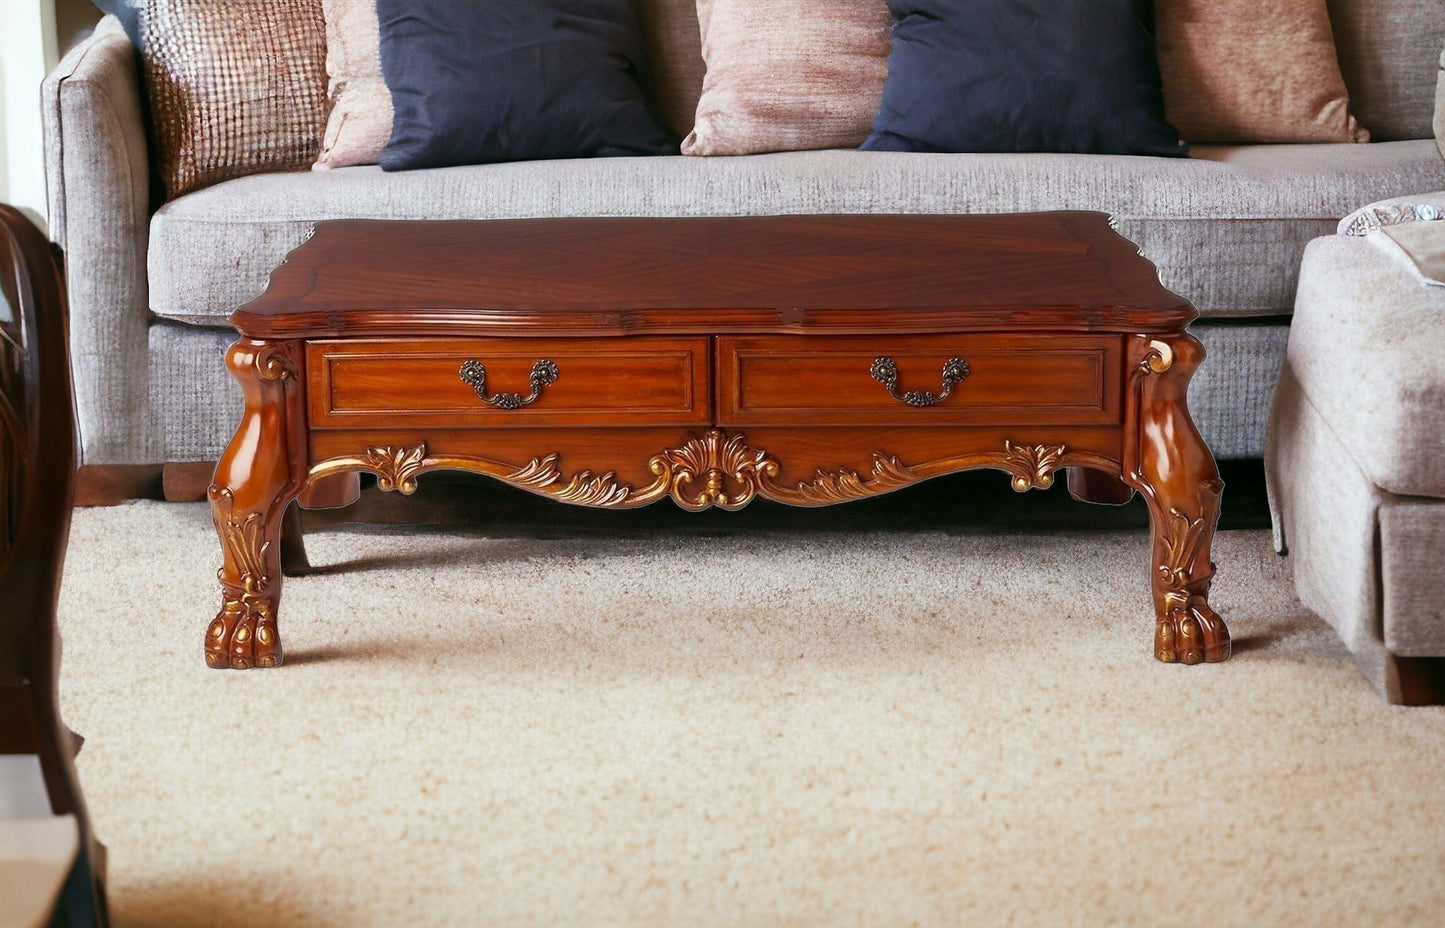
[717,334,1121,426]
[307,336,710,428]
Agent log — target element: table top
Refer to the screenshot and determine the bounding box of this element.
[232,212,1194,339]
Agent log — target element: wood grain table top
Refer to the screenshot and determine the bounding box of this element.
[232,212,1194,339]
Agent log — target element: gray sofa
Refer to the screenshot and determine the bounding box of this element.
[41,0,1445,475]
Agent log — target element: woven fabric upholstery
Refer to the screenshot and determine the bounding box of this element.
[1285,231,1445,498]
[637,0,706,139]
[144,141,1445,327]
[1327,0,1445,141]
[140,0,327,197]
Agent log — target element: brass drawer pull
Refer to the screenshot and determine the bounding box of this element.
[458,359,559,409]
[869,356,970,407]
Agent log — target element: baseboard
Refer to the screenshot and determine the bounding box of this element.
[73,462,217,505]
[73,465,163,506]
[161,462,216,502]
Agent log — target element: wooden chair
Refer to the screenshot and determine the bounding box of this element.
[0,204,107,925]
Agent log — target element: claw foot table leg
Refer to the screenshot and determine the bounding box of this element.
[1126,334,1231,664]
[206,339,306,669]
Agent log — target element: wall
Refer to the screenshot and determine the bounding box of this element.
[0,0,102,233]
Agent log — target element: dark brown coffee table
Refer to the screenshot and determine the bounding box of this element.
[206,213,1230,669]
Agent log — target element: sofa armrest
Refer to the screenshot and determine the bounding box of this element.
[41,16,158,464]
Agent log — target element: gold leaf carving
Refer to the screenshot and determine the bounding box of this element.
[769,454,919,505]
[506,454,632,507]
[1156,507,1208,614]
[219,511,270,597]
[509,454,564,491]
[206,486,281,668]
[1002,441,1066,492]
[253,344,296,381]
[648,429,779,511]
[310,434,1117,514]
[1139,339,1174,375]
[364,444,428,494]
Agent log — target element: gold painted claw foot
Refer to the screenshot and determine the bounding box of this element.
[206,337,305,669]
[205,591,283,669]
[1155,598,1231,665]
[208,492,289,670]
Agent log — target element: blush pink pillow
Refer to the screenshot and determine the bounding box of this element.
[682,0,891,156]
[314,0,393,170]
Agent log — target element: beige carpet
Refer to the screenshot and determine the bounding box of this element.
[57,499,1445,927]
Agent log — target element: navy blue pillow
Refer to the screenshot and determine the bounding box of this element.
[862,0,1185,157]
[377,0,677,170]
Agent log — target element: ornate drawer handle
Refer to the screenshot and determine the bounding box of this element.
[458,359,559,409]
[869,356,970,407]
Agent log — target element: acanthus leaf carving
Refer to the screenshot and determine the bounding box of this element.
[206,485,281,668]
[309,435,1115,513]
[364,443,428,494]
[647,430,779,511]
[506,454,633,507]
[1002,441,1066,492]
[767,453,919,505]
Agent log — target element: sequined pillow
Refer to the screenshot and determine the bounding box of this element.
[99,0,328,198]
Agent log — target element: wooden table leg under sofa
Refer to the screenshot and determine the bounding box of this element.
[205,212,1230,669]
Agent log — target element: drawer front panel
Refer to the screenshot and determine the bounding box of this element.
[307,337,710,428]
[718,334,1121,426]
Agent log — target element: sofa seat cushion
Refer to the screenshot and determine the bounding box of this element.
[147,140,1444,327]
[1286,230,1445,499]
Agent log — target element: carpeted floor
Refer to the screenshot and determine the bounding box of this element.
[56,481,1445,927]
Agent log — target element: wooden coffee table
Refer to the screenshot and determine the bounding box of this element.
[206,213,1230,669]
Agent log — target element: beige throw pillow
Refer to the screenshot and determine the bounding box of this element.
[682,0,891,156]
[315,0,393,170]
[138,0,328,198]
[1155,0,1368,143]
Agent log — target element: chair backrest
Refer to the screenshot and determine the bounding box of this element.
[0,204,106,925]
[0,204,76,745]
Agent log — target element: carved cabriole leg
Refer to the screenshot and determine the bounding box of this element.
[206,339,307,669]
[1123,334,1231,664]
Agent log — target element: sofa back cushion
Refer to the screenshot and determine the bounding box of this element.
[638,0,706,140]
[1326,0,1445,142]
